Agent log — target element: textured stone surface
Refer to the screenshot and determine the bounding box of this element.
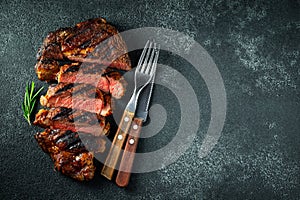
[0,0,299,199]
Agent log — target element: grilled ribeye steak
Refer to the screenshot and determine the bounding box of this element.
[40,82,112,115]
[34,108,110,136]
[35,17,131,82]
[34,17,131,181]
[35,129,107,181]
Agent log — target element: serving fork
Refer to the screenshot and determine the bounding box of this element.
[101,41,159,180]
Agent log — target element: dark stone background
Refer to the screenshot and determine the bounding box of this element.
[0,0,299,199]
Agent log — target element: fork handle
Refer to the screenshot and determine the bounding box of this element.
[115,118,143,187]
[101,110,134,180]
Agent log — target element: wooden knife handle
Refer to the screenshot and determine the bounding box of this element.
[101,110,134,180]
[115,118,143,187]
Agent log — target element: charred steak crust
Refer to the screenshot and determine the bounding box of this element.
[34,17,131,181]
[35,129,106,155]
[35,17,131,82]
[35,129,94,181]
[35,129,107,181]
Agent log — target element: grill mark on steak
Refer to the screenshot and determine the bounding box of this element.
[46,82,95,97]
[72,84,96,98]
[55,130,83,151]
[52,107,74,120]
[57,59,75,66]
[64,63,81,73]
[80,63,106,74]
[64,27,94,49]
[55,83,74,94]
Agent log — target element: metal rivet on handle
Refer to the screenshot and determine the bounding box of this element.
[124,117,129,122]
[118,135,123,140]
[133,124,138,130]
[129,138,135,144]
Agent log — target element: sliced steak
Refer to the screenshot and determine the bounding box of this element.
[57,64,126,99]
[40,83,111,115]
[35,17,131,82]
[34,108,110,136]
[33,17,131,182]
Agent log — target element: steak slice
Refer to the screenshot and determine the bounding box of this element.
[35,129,107,181]
[40,83,111,115]
[57,64,126,99]
[35,17,131,82]
[35,129,106,155]
[106,70,127,99]
[34,108,110,136]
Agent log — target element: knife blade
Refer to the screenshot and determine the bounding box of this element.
[115,45,159,187]
[135,75,155,121]
[131,43,158,121]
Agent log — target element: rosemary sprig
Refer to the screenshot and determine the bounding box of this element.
[22,81,44,125]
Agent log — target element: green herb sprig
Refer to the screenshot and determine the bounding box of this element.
[22,81,44,125]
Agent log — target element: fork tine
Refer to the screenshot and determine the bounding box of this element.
[136,40,150,71]
[149,44,160,77]
[139,41,153,73]
[144,43,157,75]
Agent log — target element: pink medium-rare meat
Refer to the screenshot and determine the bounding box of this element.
[39,83,111,115]
[57,64,126,99]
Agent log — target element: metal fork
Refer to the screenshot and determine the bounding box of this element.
[101,40,158,180]
[126,40,157,112]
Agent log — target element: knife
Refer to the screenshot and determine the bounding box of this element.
[115,47,159,187]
